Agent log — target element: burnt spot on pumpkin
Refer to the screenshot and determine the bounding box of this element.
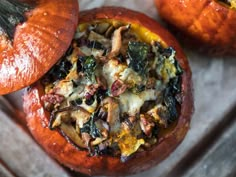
[0,0,34,40]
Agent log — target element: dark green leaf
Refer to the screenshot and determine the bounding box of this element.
[44,59,72,83]
[79,55,97,82]
[127,41,150,75]
[163,80,181,123]
[164,95,178,123]
[175,60,183,75]
[169,77,182,94]
[162,47,175,57]
[80,112,101,138]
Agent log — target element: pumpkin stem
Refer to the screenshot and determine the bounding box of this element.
[0,0,33,40]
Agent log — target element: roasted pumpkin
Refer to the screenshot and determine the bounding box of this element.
[23,7,193,176]
[155,0,236,55]
[0,0,78,95]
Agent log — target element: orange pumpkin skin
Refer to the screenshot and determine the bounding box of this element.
[0,0,79,95]
[155,0,236,55]
[23,7,193,176]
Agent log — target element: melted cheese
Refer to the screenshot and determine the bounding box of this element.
[231,0,236,8]
[80,46,104,58]
[44,20,181,158]
[119,68,143,86]
[102,59,126,88]
[160,59,177,83]
[117,129,145,157]
[54,80,74,97]
[119,90,157,116]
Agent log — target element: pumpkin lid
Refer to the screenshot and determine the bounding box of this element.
[0,0,79,95]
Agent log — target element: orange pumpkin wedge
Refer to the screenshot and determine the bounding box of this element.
[155,0,236,55]
[23,7,193,176]
[0,0,78,95]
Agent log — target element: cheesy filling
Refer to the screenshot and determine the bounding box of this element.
[219,0,236,8]
[41,20,183,161]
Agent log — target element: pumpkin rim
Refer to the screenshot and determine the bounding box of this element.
[23,6,193,176]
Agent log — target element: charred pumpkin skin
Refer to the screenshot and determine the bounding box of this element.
[0,0,79,95]
[23,7,193,176]
[155,0,236,55]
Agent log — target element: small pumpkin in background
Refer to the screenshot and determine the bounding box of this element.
[0,0,79,95]
[155,0,236,56]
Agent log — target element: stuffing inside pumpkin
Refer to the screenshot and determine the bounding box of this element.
[40,19,183,161]
[219,0,236,8]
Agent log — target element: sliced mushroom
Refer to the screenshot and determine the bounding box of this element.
[88,31,111,49]
[96,75,108,90]
[91,137,106,146]
[51,111,70,128]
[102,97,121,134]
[95,119,109,139]
[105,25,115,38]
[121,116,142,138]
[60,123,87,149]
[81,132,92,147]
[95,23,111,34]
[109,24,130,58]
[71,108,91,128]
[49,106,90,129]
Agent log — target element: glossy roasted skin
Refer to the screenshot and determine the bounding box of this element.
[23,7,193,176]
[155,0,236,55]
[0,0,78,95]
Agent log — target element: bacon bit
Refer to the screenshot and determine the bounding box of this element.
[111,79,127,96]
[139,114,155,137]
[86,84,98,96]
[41,93,64,105]
[109,24,130,58]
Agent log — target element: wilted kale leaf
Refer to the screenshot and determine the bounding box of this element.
[127,41,150,76]
[79,55,97,82]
